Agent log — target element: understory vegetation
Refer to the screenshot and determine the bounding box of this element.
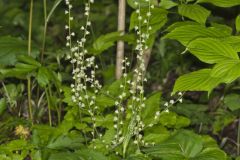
[1,0,240,159]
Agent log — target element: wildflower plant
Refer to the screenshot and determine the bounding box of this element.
[65,0,101,141]
[65,0,184,157]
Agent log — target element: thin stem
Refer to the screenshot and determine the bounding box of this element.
[45,87,52,126]
[27,0,34,124]
[237,117,240,155]
[41,0,47,63]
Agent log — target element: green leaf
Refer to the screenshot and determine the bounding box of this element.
[220,36,240,52]
[144,131,203,159]
[0,36,39,65]
[175,116,191,129]
[0,63,38,79]
[236,15,240,33]
[167,130,203,157]
[144,125,170,144]
[17,55,41,67]
[210,23,232,35]
[192,148,227,160]
[47,132,84,150]
[127,153,151,160]
[173,69,222,94]
[95,114,114,128]
[144,143,185,160]
[92,32,135,55]
[49,152,83,160]
[224,94,240,111]
[159,0,178,9]
[142,92,161,125]
[144,130,226,160]
[130,8,168,34]
[0,98,7,115]
[187,38,239,64]
[96,94,115,108]
[37,67,50,87]
[197,0,240,7]
[76,149,108,160]
[165,21,199,32]
[210,60,240,83]
[164,25,230,46]
[178,4,210,24]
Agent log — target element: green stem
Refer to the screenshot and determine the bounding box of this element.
[45,87,52,126]
[28,0,34,124]
[41,0,47,63]
[237,117,240,155]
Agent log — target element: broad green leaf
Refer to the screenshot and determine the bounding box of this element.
[130,8,168,34]
[211,23,232,35]
[92,32,135,55]
[95,114,114,128]
[220,36,240,52]
[37,67,50,87]
[0,139,30,151]
[145,130,226,160]
[167,130,203,157]
[96,94,115,108]
[178,4,210,24]
[224,94,240,111]
[159,112,177,127]
[201,136,219,148]
[144,130,208,159]
[144,125,170,144]
[144,143,185,160]
[0,36,39,65]
[197,0,240,7]
[210,60,240,83]
[127,154,151,160]
[159,0,178,9]
[236,15,240,33]
[0,64,38,79]
[173,69,222,94]
[142,92,161,125]
[175,116,191,129]
[47,133,84,150]
[49,152,83,160]
[17,55,41,67]
[192,148,227,160]
[165,21,199,32]
[187,38,239,64]
[0,98,7,115]
[164,25,230,46]
[76,149,108,160]
[144,133,170,144]
[0,154,11,160]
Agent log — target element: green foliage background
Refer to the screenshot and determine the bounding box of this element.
[0,0,240,159]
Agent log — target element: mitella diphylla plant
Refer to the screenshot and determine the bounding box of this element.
[65,0,100,141]
[64,0,183,157]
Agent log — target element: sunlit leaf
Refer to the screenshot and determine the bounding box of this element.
[178,4,210,24]
[187,38,239,64]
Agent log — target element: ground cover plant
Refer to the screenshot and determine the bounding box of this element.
[0,0,240,159]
